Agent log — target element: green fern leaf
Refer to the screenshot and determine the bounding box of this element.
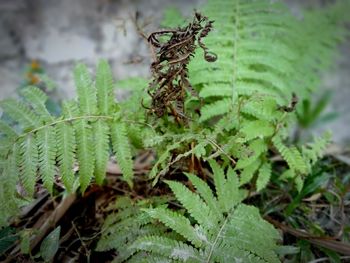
[209,160,229,212]
[226,167,246,205]
[0,145,22,226]
[239,158,261,186]
[127,252,174,263]
[166,180,219,230]
[199,98,232,122]
[0,120,18,140]
[302,132,331,165]
[272,136,307,174]
[256,162,271,191]
[129,161,280,262]
[93,120,110,185]
[149,141,181,182]
[199,83,231,99]
[56,123,76,192]
[185,173,221,219]
[241,96,279,121]
[289,146,308,174]
[62,101,79,119]
[210,160,244,211]
[19,136,38,196]
[144,207,205,248]
[96,197,169,262]
[96,60,115,115]
[74,63,97,115]
[0,99,40,129]
[74,120,95,192]
[240,120,275,141]
[0,139,12,158]
[20,86,52,122]
[127,124,144,149]
[111,122,133,187]
[211,204,280,263]
[36,127,57,193]
[132,236,202,262]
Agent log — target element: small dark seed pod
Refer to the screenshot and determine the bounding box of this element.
[204,51,218,62]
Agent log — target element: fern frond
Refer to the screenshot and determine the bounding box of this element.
[289,146,308,174]
[36,126,57,193]
[0,61,139,226]
[127,124,145,149]
[74,120,95,193]
[0,120,18,139]
[74,63,97,115]
[145,207,205,248]
[166,180,219,230]
[127,252,175,263]
[210,160,230,212]
[189,0,294,120]
[241,96,279,121]
[96,197,169,262]
[0,138,12,158]
[56,123,76,192]
[239,159,261,186]
[272,136,307,174]
[226,166,247,205]
[212,204,280,263]
[96,60,114,115]
[249,138,268,156]
[132,236,203,262]
[20,86,53,122]
[0,144,22,226]
[148,141,181,181]
[256,162,271,191]
[19,136,38,196]
[187,0,349,133]
[111,122,134,187]
[199,98,232,122]
[93,120,110,185]
[302,132,331,166]
[184,173,221,219]
[199,83,231,99]
[210,160,244,211]
[0,99,40,129]
[129,161,280,262]
[240,120,275,141]
[62,100,80,119]
[235,81,286,105]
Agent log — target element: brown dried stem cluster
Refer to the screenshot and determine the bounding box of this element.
[143,12,217,125]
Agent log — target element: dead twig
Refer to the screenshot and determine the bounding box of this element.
[266,217,350,256]
[29,194,77,251]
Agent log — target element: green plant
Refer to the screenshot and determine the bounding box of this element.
[97,161,281,262]
[0,61,137,225]
[134,0,349,191]
[0,0,349,261]
[96,196,170,262]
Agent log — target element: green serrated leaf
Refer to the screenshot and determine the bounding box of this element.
[74,63,97,115]
[256,162,271,191]
[111,122,134,187]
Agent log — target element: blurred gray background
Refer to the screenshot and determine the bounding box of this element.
[0,0,349,142]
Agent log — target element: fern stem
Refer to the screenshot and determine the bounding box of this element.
[205,137,236,164]
[206,211,231,263]
[16,115,155,141]
[231,0,240,110]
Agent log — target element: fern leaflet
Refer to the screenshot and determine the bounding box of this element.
[131,161,280,262]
